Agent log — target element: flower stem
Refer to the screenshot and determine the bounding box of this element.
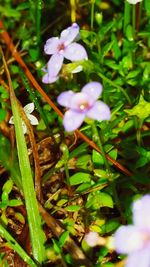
[132,4,136,39]
[60,143,70,186]
[91,0,95,30]
[36,0,42,48]
[92,122,110,172]
[70,0,76,23]
[123,1,131,34]
[97,71,132,105]
[64,163,70,186]
[136,2,142,32]
[92,122,125,222]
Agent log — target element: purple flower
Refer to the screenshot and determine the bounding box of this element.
[114,195,150,267]
[42,23,88,84]
[57,82,111,132]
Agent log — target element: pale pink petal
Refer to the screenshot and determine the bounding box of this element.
[44,37,60,55]
[27,114,39,125]
[60,23,79,45]
[84,232,100,247]
[24,103,34,114]
[63,110,85,132]
[57,91,75,108]
[42,73,59,84]
[86,101,111,121]
[132,195,150,228]
[47,54,64,77]
[126,245,150,267]
[70,92,94,111]
[81,82,103,101]
[114,226,145,254]
[64,43,88,61]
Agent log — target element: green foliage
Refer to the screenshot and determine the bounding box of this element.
[86,191,114,210]
[1,0,150,266]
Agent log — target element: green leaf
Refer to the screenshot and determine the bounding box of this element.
[101,41,114,58]
[76,154,91,169]
[59,231,69,247]
[2,180,13,195]
[126,25,134,41]
[100,219,120,234]
[70,172,91,185]
[86,192,114,210]
[111,33,121,60]
[145,0,150,16]
[10,88,45,262]
[76,183,91,193]
[92,150,104,166]
[52,239,61,254]
[125,95,150,120]
[16,2,30,10]
[65,205,81,212]
[108,149,117,161]
[0,6,20,19]
[8,199,23,207]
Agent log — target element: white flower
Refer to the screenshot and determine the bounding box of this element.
[126,0,142,4]
[9,103,39,134]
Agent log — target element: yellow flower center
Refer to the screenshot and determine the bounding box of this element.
[79,102,89,110]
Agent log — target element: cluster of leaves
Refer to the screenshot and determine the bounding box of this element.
[0,0,150,266]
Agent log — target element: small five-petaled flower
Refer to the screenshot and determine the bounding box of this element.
[114,195,150,267]
[9,103,38,134]
[42,23,88,83]
[57,81,111,132]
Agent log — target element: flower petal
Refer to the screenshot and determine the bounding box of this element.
[63,110,85,132]
[22,121,27,134]
[47,54,64,77]
[126,0,142,4]
[42,73,59,84]
[64,43,88,61]
[86,101,111,121]
[9,116,14,124]
[57,91,75,108]
[27,114,39,125]
[114,225,144,254]
[132,195,150,228]
[126,245,150,267]
[81,82,103,100]
[44,37,60,55]
[84,232,100,247]
[60,23,79,45]
[24,103,34,114]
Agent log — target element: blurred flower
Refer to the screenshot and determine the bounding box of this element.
[126,0,142,4]
[57,82,111,132]
[42,23,88,83]
[84,231,100,247]
[114,195,150,267]
[9,103,38,134]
